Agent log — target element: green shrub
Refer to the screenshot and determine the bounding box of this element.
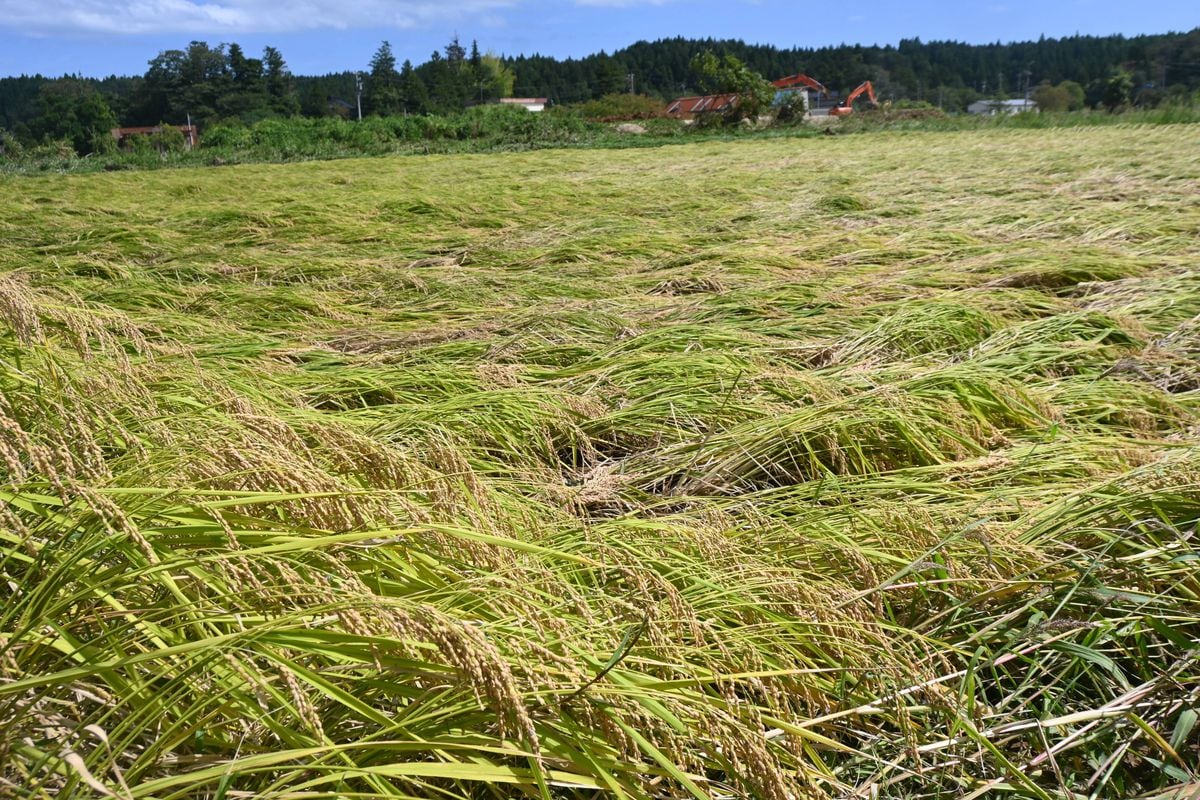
[0,127,21,159]
[127,133,156,155]
[156,123,188,153]
[574,93,666,121]
[774,92,809,123]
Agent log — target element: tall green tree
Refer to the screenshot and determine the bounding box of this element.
[179,41,231,122]
[29,78,118,155]
[365,41,402,116]
[129,41,295,125]
[1102,68,1133,111]
[263,46,299,116]
[130,48,186,123]
[1031,81,1070,112]
[421,48,471,113]
[1060,80,1086,110]
[593,55,626,97]
[130,42,228,125]
[217,43,267,120]
[398,60,428,114]
[445,36,467,68]
[689,50,774,122]
[477,53,515,101]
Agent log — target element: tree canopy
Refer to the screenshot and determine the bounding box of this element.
[2,27,1198,156]
[366,41,401,116]
[689,51,774,122]
[29,78,117,155]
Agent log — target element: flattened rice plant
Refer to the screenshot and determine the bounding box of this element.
[2,125,1199,799]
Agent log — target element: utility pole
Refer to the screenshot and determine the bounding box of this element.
[627,73,635,94]
[355,72,363,121]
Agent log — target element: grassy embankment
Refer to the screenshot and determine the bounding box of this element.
[1,125,1199,798]
[4,103,1200,175]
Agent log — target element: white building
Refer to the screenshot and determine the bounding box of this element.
[967,98,1038,116]
[499,98,549,112]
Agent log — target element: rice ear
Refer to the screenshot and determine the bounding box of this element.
[3,124,1199,799]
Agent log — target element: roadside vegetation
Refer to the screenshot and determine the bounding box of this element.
[2,125,1199,798]
[3,102,1200,175]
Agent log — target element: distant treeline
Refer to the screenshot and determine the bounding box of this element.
[1,28,1198,156]
[531,30,1200,106]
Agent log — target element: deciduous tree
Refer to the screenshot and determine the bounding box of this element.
[29,78,117,155]
[1102,68,1133,111]
[689,50,774,123]
[1032,81,1070,112]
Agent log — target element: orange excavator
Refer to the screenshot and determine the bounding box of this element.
[830,80,878,117]
[772,72,828,95]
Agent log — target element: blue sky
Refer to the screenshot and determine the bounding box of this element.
[0,0,1196,78]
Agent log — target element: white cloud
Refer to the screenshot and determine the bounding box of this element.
[0,0,517,35]
[0,0,682,36]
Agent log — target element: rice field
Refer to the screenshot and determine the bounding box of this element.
[1,125,1199,799]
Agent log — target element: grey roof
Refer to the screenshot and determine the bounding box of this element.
[970,98,1036,107]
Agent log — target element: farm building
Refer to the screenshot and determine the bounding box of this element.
[499,97,549,112]
[665,93,740,118]
[669,72,838,119]
[967,98,1038,115]
[111,125,198,149]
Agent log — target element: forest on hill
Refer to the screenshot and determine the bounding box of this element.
[515,29,1200,107]
[1,28,1198,154]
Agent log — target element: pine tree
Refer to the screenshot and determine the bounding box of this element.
[398,60,428,115]
[263,46,299,117]
[219,43,267,120]
[593,55,626,97]
[445,36,467,68]
[423,51,463,113]
[366,41,401,116]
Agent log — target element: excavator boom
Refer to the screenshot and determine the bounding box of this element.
[829,80,877,117]
[771,73,828,96]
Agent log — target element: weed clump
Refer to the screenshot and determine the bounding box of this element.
[816,192,869,213]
